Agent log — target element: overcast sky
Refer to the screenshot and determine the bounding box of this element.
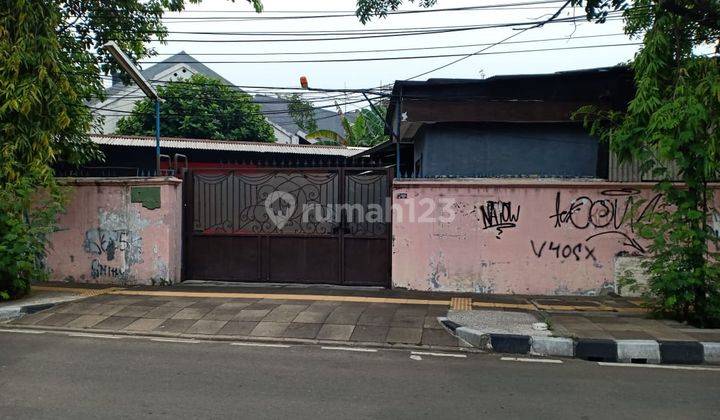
[142,0,639,94]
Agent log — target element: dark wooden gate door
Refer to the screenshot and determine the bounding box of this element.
[183,167,391,287]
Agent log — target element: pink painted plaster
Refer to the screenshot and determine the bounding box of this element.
[45,177,183,285]
[392,179,719,295]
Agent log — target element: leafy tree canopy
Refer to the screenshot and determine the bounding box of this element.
[307,105,388,147]
[357,0,720,326]
[285,93,318,133]
[0,0,261,299]
[116,74,275,141]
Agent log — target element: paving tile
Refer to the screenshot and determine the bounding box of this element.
[263,305,308,322]
[357,309,396,326]
[244,303,281,311]
[123,318,166,332]
[114,305,154,318]
[316,324,355,341]
[324,306,365,325]
[423,316,443,329]
[160,299,198,308]
[250,322,290,337]
[65,315,109,329]
[154,319,196,334]
[610,330,657,340]
[283,323,322,339]
[644,329,696,341]
[350,325,389,343]
[386,327,423,344]
[218,321,259,336]
[91,316,138,331]
[171,307,213,320]
[188,300,226,309]
[293,310,331,324]
[569,329,615,340]
[421,329,459,347]
[202,308,243,321]
[427,305,450,316]
[234,309,271,321]
[95,304,127,316]
[56,303,103,315]
[390,310,425,328]
[186,320,228,335]
[144,306,183,319]
[684,332,720,342]
[12,311,55,325]
[37,313,81,327]
[217,301,254,310]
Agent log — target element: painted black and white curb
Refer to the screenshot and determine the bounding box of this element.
[0,302,58,322]
[439,318,720,365]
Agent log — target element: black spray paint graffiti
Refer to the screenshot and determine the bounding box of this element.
[91,259,127,279]
[84,228,129,261]
[469,201,520,238]
[531,240,597,262]
[84,228,141,279]
[548,189,662,254]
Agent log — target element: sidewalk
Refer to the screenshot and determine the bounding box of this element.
[6,287,458,349]
[8,282,712,362]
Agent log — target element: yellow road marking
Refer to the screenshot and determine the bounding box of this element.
[109,289,451,306]
[450,297,472,311]
[32,285,122,296]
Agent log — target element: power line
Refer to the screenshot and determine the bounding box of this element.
[405,0,573,80]
[129,42,640,65]
[143,33,628,56]
[105,15,624,43]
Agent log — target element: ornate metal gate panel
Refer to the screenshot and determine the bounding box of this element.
[183,168,391,286]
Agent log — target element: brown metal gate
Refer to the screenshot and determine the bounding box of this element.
[183,167,392,287]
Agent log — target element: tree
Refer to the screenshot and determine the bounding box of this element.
[285,93,318,133]
[0,0,262,299]
[357,0,720,326]
[306,106,388,147]
[116,74,275,141]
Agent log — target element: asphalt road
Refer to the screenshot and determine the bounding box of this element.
[1,329,718,419]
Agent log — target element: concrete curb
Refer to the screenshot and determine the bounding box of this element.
[0,302,59,321]
[440,318,720,365]
[0,322,483,354]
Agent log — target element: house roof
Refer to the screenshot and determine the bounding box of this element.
[90,134,366,157]
[253,95,350,136]
[101,52,349,138]
[387,66,634,132]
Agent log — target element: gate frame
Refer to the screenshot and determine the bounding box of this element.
[181,166,393,287]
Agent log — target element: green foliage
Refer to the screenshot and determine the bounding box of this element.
[356,0,437,23]
[116,74,275,141]
[0,177,65,301]
[306,106,388,147]
[575,1,720,326]
[1,0,262,298]
[355,0,720,326]
[285,93,318,133]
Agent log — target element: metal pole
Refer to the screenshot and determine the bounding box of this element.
[155,99,161,175]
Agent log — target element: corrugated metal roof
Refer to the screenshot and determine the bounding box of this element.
[90,134,366,157]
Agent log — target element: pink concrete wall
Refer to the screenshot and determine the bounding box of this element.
[392,179,720,295]
[46,177,183,285]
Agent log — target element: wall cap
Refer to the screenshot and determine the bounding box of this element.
[57,176,182,187]
[393,178,720,189]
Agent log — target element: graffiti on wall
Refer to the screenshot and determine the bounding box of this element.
[478,201,520,239]
[82,208,149,280]
[530,240,597,262]
[549,189,662,254]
